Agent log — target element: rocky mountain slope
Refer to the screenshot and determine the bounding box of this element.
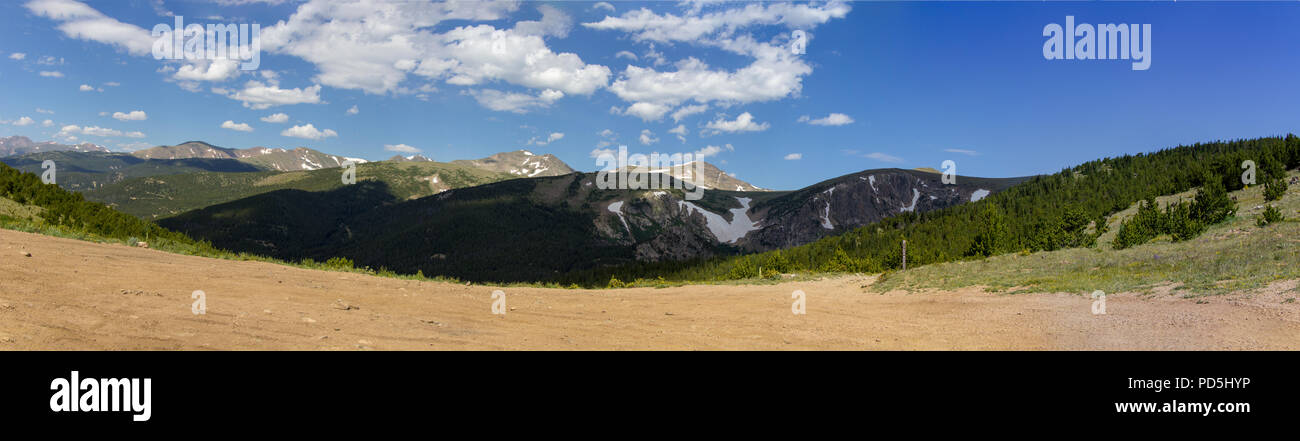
[613,161,765,191]
[450,150,574,178]
[131,141,366,171]
[159,168,1025,282]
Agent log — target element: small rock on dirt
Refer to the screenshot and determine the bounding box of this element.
[332,299,358,310]
[19,251,31,257]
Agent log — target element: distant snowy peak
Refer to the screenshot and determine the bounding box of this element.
[451,150,575,178]
[129,141,361,171]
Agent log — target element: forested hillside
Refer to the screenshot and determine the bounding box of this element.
[559,135,1300,286]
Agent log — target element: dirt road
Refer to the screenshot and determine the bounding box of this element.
[2,229,1298,350]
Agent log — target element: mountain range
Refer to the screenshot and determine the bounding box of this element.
[157,166,1024,282]
[1,136,1028,283]
[0,135,108,156]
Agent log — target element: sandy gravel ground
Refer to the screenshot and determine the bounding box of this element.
[2,229,1299,350]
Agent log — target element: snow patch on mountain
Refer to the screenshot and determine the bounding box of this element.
[900,188,920,212]
[678,197,758,243]
[608,201,631,236]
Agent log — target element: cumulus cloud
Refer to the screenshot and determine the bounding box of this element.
[111,110,147,121]
[217,80,322,109]
[42,119,54,127]
[9,53,26,60]
[592,2,615,13]
[346,105,359,115]
[260,112,289,123]
[79,84,100,92]
[469,88,563,113]
[694,143,733,159]
[671,104,707,122]
[587,2,851,115]
[528,132,565,146]
[784,153,802,160]
[24,0,157,56]
[638,129,658,145]
[280,123,337,140]
[704,112,768,134]
[259,1,609,100]
[614,102,672,121]
[220,120,253,132]
[799,113,854,126]
[13,116,35,126]
[384,143,420,153]
[58,124,145,138]
[173,59,242,82]
[39,71,64,78]
[668,124,688,143]
[583,2,851,43]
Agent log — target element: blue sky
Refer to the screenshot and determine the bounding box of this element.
[2,1,1298,190]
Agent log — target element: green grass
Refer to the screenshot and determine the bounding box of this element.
[870,170,1300,296]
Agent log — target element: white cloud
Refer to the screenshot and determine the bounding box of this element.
[259,1,609,99]
[614,50,637,61]
[469,88,563,113]
[615,102,672,121]
[42,119,54,127]
[694,143,733,159]
[704,112,768,134]
[103,81,120,87]
[583,2,851,43]
[39,70,64,78]
[58,124,145,138]
[13,116,35,126]
[220,120,254,132]
[384,143,420,153]
[173,59,242,82]
[639,129,658,145]
[260,112,290,123]
[24,0,157,56]
[864,152,903,163]
[79,84,100,92]
[111,110,147,121]
[218,80,322,109]
[587,3,851,116]
[528,132,565,146]
[671,104,707,122]
[784,153,802,160]
[592,2,615,13]
[35,108,54,114]
[346,105,359,115]
[8,53,25,60]
[280,123,337,140]
[799,113,854,126]
[668,124,688,143]
[589,147,616,159]
[943,148,978,156]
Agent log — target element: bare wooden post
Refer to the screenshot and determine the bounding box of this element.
[902,239,907,271]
